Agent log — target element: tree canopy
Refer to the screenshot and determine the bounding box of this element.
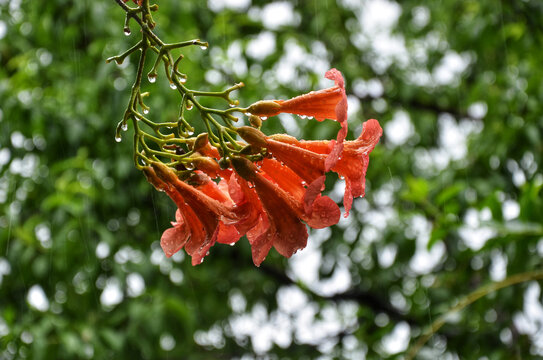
[1,0,542,359]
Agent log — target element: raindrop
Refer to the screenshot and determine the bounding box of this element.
[187,130,194,135]
[229,103,236,108]
[143,108,149,115]
[121,123,128,131]
[229,242,235,246]
[184,163,195,170]
[147,74,157,83]
[299,115,307,119]
[200,258,204,264]
[200,44,208,50]
[245,112,252,117]
[169,82,177,90]
[261,116,268,120]
[185,101,193,110]
[307,116,314,120]
[123,27,131,36]
[180,77,187,84]
[115,135,122,143]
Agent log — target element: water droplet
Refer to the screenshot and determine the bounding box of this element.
[205,251,210,256]
[115,58,124,65]
[229,103,236,108]
[229,242,235,246]
[147,74,157,83]
[115,135,122,142]
[169,82,177,90]
[300,115,307,119]
[186,101,193,110]
[185,163,195,170]
[307,116,314,120]
[143,108,149,115]
[200,45,208,50]
[187,130,194,135]
[301,180,306,185]
[123,27,131,36]
[261,116,268,120]
[200,258,204,264]
[180,77,187,84]
[245,112,252,117]
[121,123,128,131]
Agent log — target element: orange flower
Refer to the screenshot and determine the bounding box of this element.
[246,68,348,168]
[146,163,260,265]
[277,119,383,216]
[232,157,340,266]
[143,69,381,266]
[238,119,382,216]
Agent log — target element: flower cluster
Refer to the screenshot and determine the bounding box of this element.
[143,69,382,266]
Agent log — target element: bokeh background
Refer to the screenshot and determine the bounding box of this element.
[1,0,543,358]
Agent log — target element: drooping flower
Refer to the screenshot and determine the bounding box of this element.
[231,156,340,266]
[274,119,383,216]
[142,67,381,266]
[145,163,260,265]
[238,119,382,217]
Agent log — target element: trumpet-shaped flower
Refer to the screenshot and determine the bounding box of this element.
[143,68,381,266]
[232,157,340,265]
[247,68,348,169]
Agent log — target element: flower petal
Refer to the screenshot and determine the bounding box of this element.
[160,222,189,258]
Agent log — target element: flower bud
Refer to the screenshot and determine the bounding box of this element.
[191,156,221,176]
[192,133,209,152]
[247,100,282,117]
[230,157,258,181]
[151,162,178,184]
[236,126,267,147]
[248,114,262,128]
[269,133,299,145]
[239,145,261,155]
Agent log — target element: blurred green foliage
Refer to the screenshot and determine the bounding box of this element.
[1,0,543,359]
